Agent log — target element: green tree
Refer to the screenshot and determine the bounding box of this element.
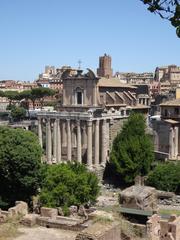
[141,0,180,37]
[4,91,19,106]
[10,106,26,121]
[0,90,5,97]
[0,127,42,208]
[18,90,31,109]
[108,113,154,185]
[40,163,99,209]
[31,87,56,109]
[147,162,180,193]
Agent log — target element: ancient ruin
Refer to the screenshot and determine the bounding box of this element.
[119,177,158,212]
[147,214,180,240]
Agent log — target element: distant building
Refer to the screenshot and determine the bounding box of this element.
[97,54,113,78]
[155,65,180,87]
[36,65,76,90]
[0,80,37,111]
[0,80,36,91]
[115,72,154,84]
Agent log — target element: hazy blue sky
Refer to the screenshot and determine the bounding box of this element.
[0,0,179,81]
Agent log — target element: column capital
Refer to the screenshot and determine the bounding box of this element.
[55,118,60,123]
[46,117,51,123]
[87,120,92,127]
[76,119,81,126]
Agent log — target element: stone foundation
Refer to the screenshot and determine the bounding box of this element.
[75,221,121,240]
[147,214,180,240]
[0,201,28,222]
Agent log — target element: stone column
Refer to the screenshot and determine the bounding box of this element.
[53,119,57,163]
[94,119,100,167]
[46,118,52,164]
[38,117,43,147]
[169,127,173,159]
[62,121,67,147]
[82,125,87,149]
[56,119,61,163]
[71,122,76,148]
[106,120,110,161]
[77,120,82,163]
[87,120,92,167]
[174,126,179,158]
[101,119,107,166]
[67,119,72,161]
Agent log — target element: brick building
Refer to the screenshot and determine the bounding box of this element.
[97,54,113,78]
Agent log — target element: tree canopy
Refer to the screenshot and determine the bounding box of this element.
[39,163,100,209]
[10,106,26,121]
[31,87,56,109]
[108,113,154,185]
[141,0,180,37]
[2,88,56,111]
[0,127,42,208]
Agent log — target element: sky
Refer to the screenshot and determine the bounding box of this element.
[0,0,179,81]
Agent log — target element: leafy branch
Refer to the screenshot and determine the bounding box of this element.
[141,0,180,37]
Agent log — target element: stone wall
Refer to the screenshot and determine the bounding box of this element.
[147,214,180,240]
[75,221,121,240]
[0,201,28,222]
[152,120,170,154]
[109,118,126,148]
[40,207,58,219]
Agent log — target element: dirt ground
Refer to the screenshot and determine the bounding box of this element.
[13,226,78,240]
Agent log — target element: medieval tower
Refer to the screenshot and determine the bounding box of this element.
[97,54,113,78]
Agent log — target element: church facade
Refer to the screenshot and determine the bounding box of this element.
[37,68,149,168]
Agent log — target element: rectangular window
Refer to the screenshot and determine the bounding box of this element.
[174,108,179,115]
[77,92,82,104]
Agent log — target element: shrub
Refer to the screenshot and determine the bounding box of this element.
[147,162,180,193]
[0,127,42,208]
[40,162,100,208]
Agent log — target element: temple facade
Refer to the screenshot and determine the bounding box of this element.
[37,69,149,168]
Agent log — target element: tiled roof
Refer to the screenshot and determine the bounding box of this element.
[98,77,137,89]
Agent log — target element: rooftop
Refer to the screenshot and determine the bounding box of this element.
[98,77,137,89]
[160,98,180,106]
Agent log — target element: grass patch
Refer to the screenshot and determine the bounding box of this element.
[0,223,18,240]
[96,204,120,213]
[0,216,21,240]
[159,208,180,216]
[93,215,113,224]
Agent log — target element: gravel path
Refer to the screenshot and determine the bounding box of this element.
[14,226,77,240]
